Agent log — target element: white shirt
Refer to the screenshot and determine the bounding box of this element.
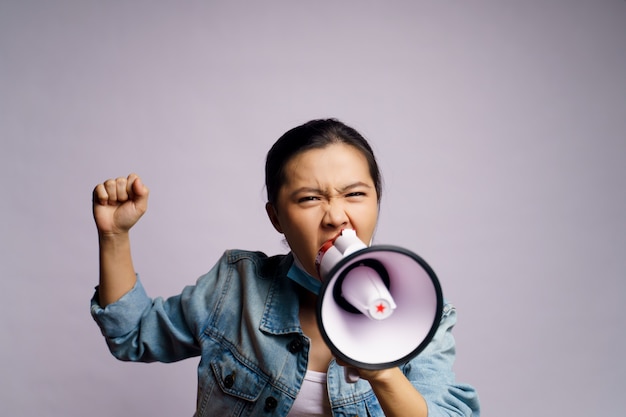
[287,370,332,416]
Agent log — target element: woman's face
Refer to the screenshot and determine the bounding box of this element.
[266,143,379,278]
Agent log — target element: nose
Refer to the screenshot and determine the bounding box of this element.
[323,200,349,229]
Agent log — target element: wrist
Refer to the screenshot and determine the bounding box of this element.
[98,230,131,248]
[364,367,402,387]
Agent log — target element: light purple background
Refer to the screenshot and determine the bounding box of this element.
[1,1,625,416]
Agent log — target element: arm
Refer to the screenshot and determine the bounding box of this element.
[366,367,428,417]
[336,363,427,417]
[91,174,202,363]
[92,173,149,306]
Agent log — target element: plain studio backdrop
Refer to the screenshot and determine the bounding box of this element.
[1,1,624,416]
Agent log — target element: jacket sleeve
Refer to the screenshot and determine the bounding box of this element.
[90,276,202,363]
[402,303,481,416]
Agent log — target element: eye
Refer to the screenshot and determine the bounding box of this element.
[346,191,366,198]
[298,196,321,203]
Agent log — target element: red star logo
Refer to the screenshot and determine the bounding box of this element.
[376,303,386,314]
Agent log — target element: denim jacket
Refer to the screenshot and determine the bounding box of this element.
[91,250,480,416]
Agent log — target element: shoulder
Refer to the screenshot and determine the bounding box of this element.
[191,250,292,291]
[180,251,294,329]
[222,249,292,278]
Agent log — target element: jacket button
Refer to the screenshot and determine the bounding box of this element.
[264,396,278,411]
[224,373,235,389]
[288,336,304,353]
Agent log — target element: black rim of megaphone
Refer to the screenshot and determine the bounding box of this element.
[316,245,444,371]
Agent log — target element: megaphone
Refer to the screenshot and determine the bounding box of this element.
[315,229,443,377]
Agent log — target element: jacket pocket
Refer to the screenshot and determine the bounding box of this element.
[210,349,267,402]
[196,346,269,417]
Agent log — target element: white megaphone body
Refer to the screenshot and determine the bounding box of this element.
[315,229,443,380]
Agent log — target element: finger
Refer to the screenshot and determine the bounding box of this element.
[103,178,119,203]
[335,359,349,368]
[115,177,129,202]
[126,173,138,199]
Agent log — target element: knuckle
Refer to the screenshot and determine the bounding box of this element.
[103,179,116,190]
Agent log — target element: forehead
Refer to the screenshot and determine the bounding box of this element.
[282,143,372,186]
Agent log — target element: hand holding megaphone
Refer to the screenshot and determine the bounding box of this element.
[314,229,443,382]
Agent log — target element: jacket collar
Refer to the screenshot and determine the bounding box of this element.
[259,253,305,335]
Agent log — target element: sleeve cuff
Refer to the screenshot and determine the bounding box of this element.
[90,276,152,338]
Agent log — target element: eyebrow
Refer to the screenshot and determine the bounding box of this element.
[289,182,373,198]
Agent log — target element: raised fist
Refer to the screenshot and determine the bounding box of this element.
[92,173,149,236]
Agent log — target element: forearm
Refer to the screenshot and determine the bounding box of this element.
[98,232,137,307]
[369,367,428,417]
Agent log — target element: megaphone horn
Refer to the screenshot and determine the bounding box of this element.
[315,229,443,373]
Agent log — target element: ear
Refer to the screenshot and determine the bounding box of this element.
[265,202,283,233]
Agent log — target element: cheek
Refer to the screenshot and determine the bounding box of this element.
[352,211,378,239]
[282,207,313,230]
[357,205,379,237]
[280,209,320,247]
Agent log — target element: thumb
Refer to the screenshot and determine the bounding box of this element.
[132,175,148,197]
[127,174,149,208]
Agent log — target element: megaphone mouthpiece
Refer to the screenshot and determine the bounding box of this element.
[316,229,367,278]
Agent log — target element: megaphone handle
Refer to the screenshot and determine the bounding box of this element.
[344,367,360,383]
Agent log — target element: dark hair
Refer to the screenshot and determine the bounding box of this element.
[265,118,382,206]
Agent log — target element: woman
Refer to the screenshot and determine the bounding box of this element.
[91,119,480,416]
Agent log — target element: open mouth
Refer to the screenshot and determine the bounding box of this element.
[315,229,359,277]
[320,228,353,250]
